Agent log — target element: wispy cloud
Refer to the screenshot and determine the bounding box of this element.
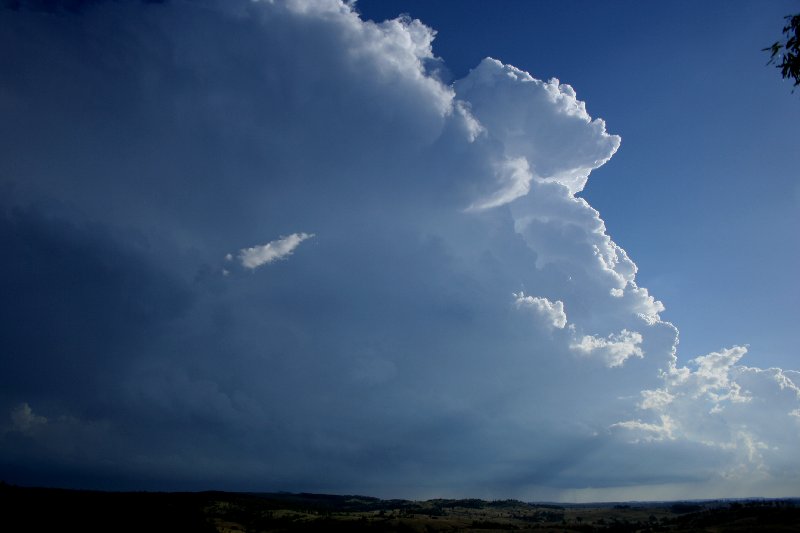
[237,233,314,270]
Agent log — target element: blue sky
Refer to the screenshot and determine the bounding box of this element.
[0,0,798,502]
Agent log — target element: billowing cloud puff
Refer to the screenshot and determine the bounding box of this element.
[455,57,621,196]
[514,292,567,329]
[0,0,797,501]
[8,403,47,435]
[571,329,644,367]
[607,345,800,494]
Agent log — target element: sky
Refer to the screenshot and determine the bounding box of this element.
[0,0,798,503]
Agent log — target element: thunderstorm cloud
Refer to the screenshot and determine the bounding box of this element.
[0,0,797,501]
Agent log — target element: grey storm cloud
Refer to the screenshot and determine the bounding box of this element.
[0,0,797,501]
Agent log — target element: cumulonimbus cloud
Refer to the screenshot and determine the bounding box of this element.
[0,0,796,501]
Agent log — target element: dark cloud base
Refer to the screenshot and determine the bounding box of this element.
[3,0,165,13]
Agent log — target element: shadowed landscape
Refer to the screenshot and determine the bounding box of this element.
[2,483,798,532]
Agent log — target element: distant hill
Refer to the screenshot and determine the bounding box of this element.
[1,482,798,532]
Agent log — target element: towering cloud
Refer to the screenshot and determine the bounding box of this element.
[0,0,796,501]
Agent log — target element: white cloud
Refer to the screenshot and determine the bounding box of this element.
[468,156,533,211]
[611,414,676,442]
[638,388,675,410]
[571,329,644,367]
[9,403,47,434]
[621,346,800,482]
[668,346,752,406]
[454,57,620,196]
[237,233,314,270]
[513,292,567,329]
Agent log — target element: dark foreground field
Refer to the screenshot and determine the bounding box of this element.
[1,483,798,532]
